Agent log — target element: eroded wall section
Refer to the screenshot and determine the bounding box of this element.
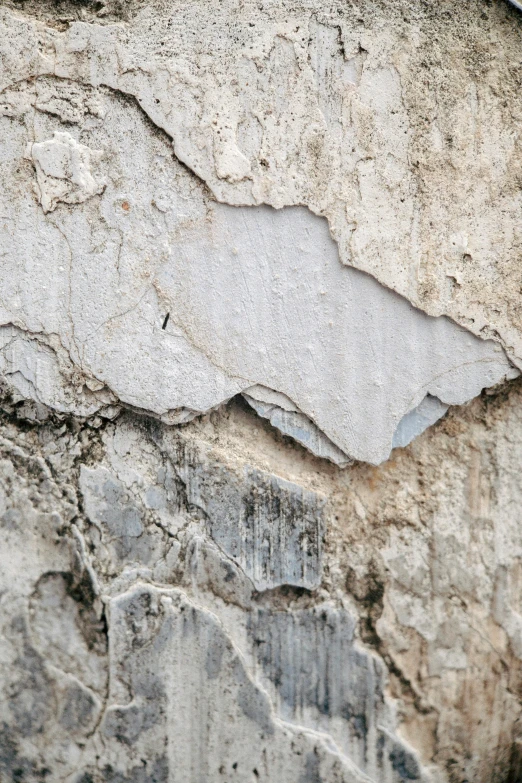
[1,1,522,782]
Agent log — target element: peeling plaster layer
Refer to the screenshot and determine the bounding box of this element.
[0,76,517,464]
[243,386,353,467]
[1,3,522,367]
[391,395,449,451]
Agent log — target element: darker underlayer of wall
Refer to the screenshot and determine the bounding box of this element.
[1,377,522,782]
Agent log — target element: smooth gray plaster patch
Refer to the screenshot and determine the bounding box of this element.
[391,395,449,451]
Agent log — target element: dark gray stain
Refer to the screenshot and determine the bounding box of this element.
[298,751,323,783]
[60,682,98,732]
[507,737,522,783]
[167,442,324,591]
[75,757,168,783]
[205,631,227,680]
[103,674,166,745]
[248,605,421,780]
[173,591,275,734]
[248,606,363,719]
[345,558,385,649]
[507,0,522,14]
[231,657,275,737]
[8,619,54,738]
[0,722,51,782]
[389,744,421,781]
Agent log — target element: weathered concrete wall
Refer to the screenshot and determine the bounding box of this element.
[1,1,522,781]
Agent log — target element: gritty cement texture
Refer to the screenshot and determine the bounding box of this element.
[1,1,522,781]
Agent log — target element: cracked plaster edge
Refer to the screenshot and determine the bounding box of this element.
[242,390,354,467]
[4,317,518,468]
[0,308,519,469]
[0,71,520,464]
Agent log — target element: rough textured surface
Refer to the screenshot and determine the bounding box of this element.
[2,1,522,782]
[0,401,424,783]
[1,384,522,781]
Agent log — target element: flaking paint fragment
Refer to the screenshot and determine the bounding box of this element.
[243,385,353,466]
[391,395,449,451]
